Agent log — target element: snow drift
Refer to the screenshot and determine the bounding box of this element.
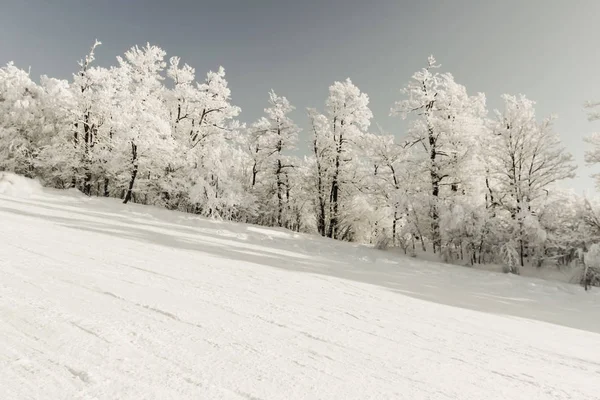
[0,172,42,198]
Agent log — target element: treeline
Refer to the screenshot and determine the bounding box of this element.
[2,42,600,283]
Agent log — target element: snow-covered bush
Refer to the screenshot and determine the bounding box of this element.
[374,227,391,250]
[500,242,520,274]
[582,244,600,290]
[0,172,42,198]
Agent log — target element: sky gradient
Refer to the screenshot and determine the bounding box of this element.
[1,0,599,192]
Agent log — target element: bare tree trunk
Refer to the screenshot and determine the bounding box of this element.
[103,177,110,197]
[328,131,343,239]
[317,197,326,236]
[276,158,284,227]
[252,163,258,187]
[392,210,398,247]
[516,200,525,267]
[312,134,327,237]
[295,208,301,233]
[82,111,93,196]
[328,178,339,238]
[583,261,590,291]
[428,123,441,253]
[123,142,138,204]
[72,122,79,189]
[430,176,440,253]
[519,237,525,267]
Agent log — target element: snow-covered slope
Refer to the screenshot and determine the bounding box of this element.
[1,187,599,400]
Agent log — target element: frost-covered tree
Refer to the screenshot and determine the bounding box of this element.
[307,79,373,239]
[249,90,300,227]
[583,243,600,289]
[112,43,174,204]
[165,59,243,217]
[368,133,422,249]
[34,75,78,188]
[307,109,331,236]
[325,79,372,239]
[486,94,576,267]
[72,40,103,194]
[369,134,403,244]
[535,189,587,267]
[35,41,120,194]
[0,63,45,176]
[584,100,600,188]
[391,56,486,253]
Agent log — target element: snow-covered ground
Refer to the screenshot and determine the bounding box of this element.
[1,181,600,399]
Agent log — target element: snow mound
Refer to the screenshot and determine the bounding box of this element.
[247,226,292,239]
[63,187,87,198]
[0,172,42,198]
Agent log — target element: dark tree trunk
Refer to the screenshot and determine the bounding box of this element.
[429,166,441,253]
[519,236,525,267]
[317,197,326,237]
[82,111,93,196]
[274,128,285,228]
[123,142,138,204]
[430,176,440,253]
[83,173,92,196]
[312,134,327,237]
[515,198,525,268]
[392,211,398,247]
[252,163,258,187]
[72,122,79,189]
[328,179,339,239]
[427,116,441,253]
[328,130,343,239]
[276,158,284,227]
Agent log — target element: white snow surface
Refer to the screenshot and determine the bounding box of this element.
[1,187,600,400]
[0,172,42,198]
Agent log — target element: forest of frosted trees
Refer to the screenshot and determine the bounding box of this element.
[2,42,600,284]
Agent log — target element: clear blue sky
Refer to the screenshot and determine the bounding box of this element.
[1,0,599,192]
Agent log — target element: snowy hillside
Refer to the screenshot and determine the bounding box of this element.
[1,183,600,399]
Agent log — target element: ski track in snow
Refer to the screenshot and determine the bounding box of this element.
[1,190,600,399]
